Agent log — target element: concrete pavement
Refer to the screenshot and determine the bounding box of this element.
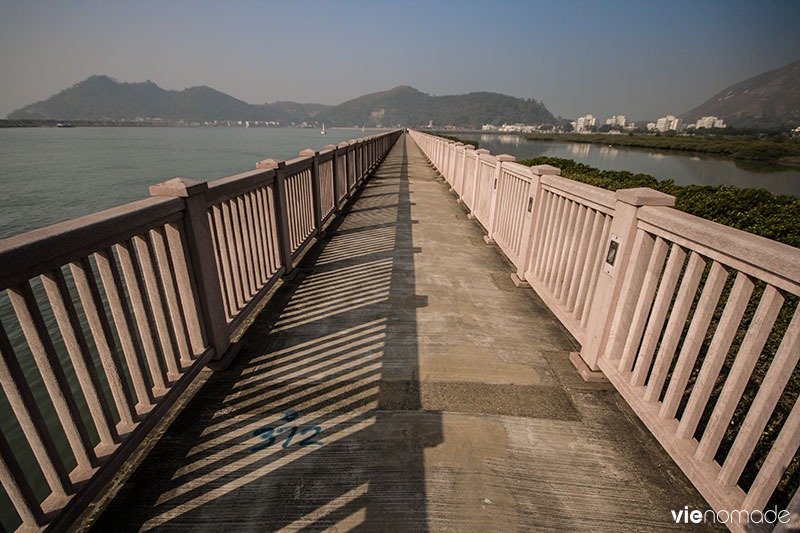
[92,134,718,531]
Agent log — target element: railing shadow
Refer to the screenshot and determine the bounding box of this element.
[93,134,442,530]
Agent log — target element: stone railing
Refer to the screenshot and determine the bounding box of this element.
[410,129,800,533]
[0,129,402,531]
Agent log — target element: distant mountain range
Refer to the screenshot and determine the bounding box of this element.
[7,75,329,123]
[681,58,800,128]
[7,76,558,128]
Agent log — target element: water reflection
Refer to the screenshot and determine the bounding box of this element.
[452,133,800,197]
[570,144,590,158]
[598,146,619,160]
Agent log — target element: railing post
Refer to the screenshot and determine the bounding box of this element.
[338,141,350,203]
[325,144,340,213]
[149,178,235,365]
[511,165,560,287]
[484,154,515,244]
[256,159,296,280]
[466,148,490,213]
[577,187,676,375]
[300,149,322,234]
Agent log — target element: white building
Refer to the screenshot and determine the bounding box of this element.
[575,114,597,132]
[605,115,627,127]
[656,115,680,132]
[646,122,658,131]
[695,116,726,129]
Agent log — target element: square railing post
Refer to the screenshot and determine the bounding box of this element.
[257,159,295,279]
[338,142,350,204]
[578,187,676,373]
[324,144,340,214]
[149,178,234,364]
[484,154,515,244]
[300,149,322,234]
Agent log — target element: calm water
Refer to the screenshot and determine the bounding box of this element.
[0,127,387,240]
[454,133,800,197]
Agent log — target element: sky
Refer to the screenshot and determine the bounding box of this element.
[1,0,799,122]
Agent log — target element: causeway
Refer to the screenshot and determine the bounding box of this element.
[92,134,717,531]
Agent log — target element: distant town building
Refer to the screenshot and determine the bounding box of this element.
[499,123,539,133]
[575,114,597,132]
[482,124,499,131]
[694,116,726,129]
[646,122,658,131]
[655,115,680,132]
[605,115,627,127]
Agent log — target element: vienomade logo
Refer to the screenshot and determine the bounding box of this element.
[671,506,791,526]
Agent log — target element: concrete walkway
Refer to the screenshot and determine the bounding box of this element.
[94,135,717,531]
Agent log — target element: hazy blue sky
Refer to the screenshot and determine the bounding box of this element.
[1,0,798,121]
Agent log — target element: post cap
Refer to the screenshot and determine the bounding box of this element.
[150,177,207,198]
[299,148,316,157]
[464,144,476,150]
[256,158,281,170]
[454,142,464,147]
[323,144,336,150]
[349,139,357,144]
[475,148,490,155]
[530,164,561,176]
[338,141,349,148]
[496,154,515,162]
[615,187,676,207]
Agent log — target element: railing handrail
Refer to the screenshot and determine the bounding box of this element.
[637,204,800,293]
[0,197,184,291]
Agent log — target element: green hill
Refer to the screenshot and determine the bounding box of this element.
[315,85,558,128]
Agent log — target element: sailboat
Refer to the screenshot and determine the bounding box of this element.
[320,123,327,135]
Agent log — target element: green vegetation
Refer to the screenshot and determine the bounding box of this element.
[431,133,478,149]
[522,133,800,164]
[519,156,800,246]
[519,155,799,510]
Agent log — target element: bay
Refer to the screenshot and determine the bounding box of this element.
[0,126,387,240]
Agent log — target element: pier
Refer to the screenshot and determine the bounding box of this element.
[0,131,798,532]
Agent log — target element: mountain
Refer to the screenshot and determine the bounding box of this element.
[7,77,558,128]
[7,75,323,123]
[680,58,800,129]
[315,85,558,128]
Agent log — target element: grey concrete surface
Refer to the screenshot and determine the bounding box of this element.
[92,134,720,531]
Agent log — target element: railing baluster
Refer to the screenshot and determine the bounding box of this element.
[0,429,46,528]
[132,234,182,377]
[94,247,155,408]
[8,281,97,470]
[718,305,800,486]
[0,319,73,498]
[149,227,192,367]
[618,237,669,372]
[644,251,705,402]
[41,268,119,447]
[677,272,754,439]
[695,284,783,462]
[164,221,206,354]
[114,241,168,395]
[659,261,728,420]
[69,257,137,428]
